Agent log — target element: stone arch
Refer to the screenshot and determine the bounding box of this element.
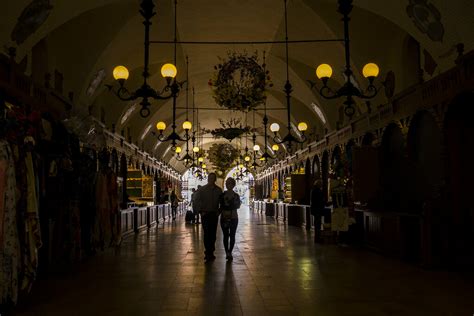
[380,123,407,211]
[322,150,330,202]
[407,110,444,200]
[331,145,343,178]
[362,132,376,146]
[345,139,356,176]
[111,148,119,174]
[443,91,474,267]
[312,155,321,180]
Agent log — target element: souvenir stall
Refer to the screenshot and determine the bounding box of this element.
[0,99,123,308]
[0,99,47,307]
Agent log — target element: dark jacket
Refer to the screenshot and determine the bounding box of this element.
[310,186,325,216]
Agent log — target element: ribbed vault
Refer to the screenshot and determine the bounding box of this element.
[2,0,473,173]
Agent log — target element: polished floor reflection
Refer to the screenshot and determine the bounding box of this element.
[13,208,474,315]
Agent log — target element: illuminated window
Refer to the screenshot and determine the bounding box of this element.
[163,146,172,157]
[290,122,303,140]
[311,102,327,125]
[120,103,138,125]
[141,124,152,140]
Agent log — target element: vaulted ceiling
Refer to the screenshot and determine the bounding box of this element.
[2,0,472,173]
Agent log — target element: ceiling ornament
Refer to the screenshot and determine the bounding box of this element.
[202,118,253,142]
[11,0,53,45]
[406,0,444,42]
[208,143,239,174]
[209,51,272,112]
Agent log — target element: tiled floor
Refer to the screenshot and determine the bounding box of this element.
[12,207,474,315]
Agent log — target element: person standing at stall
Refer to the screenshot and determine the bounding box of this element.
[195,173,222,262]
[310,179,325,243]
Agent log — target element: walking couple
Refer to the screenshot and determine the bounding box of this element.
[193,172,241,262]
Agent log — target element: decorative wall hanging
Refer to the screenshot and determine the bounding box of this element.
[11,0,53,45]
[202,118,253,142]
[406,0,444,42]
[208,143,239,173]
[209,51,272,111]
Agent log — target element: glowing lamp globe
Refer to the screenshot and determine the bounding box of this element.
[113,65,129,81]
[272,144,279,151]
[362,63,379,78]
[161,63,177,78]
[270,123,280,133]
[297,122,308,132]
[238,164,244,168]
[193,146,200,153]
[253,144,260,151]
[316,64,333,79]
[202,164,207,169]
[198,157,204,162]
[182,121,192,130]
[175,146,182,154]
[156,121,166,131]
[244,155,251,162]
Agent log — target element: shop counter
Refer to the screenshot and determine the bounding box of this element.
[287,204,309,227]
[265,202,275,216]
[355,208,421,261]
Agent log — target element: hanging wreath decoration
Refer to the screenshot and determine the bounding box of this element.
[209,51,273,111]
[208,143,239,174]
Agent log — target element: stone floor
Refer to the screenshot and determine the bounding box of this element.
[12,207,474,315]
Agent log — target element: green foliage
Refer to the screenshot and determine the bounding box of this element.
[208,143,239,174]
[209,51,272,111]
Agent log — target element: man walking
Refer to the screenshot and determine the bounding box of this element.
[195,173,222,262]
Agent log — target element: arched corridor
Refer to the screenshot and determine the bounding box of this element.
[12,208,474,315]
[1,0,474,313]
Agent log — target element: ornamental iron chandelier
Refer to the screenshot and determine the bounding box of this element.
[152,0,191,149]
[111,0,180,118]
[270,0,308,151]
[258,52,278,163]
[311,0,380,118]
[175,57,193,166]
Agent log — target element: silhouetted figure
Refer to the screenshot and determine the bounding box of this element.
[219,177,241,261]
[195,173,222,262]
[170,190,179,220]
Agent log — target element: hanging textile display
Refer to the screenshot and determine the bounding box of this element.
[92,150,120,250]
[20,139,42,292]
[0,140,20,305]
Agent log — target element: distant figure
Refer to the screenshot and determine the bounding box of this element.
[310,179,324,243]
[189,188,196,222]
[170,190,179,220]
[195,173,222,262]
[191,185,202,224]
[219,177,241,261]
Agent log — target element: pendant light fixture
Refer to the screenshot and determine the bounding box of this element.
[270,0,308,151]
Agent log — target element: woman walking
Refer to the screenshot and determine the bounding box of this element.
[219,177,241,261]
